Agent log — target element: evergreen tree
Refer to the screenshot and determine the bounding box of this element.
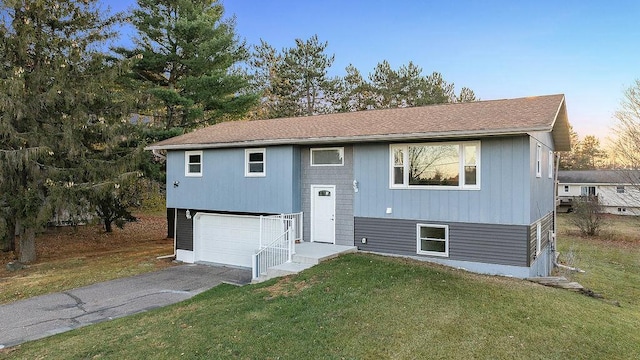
[0,0,134,261]
[250,35,336,118]
[367,62,472,108]
[119,0,257,130]
[456,87,477,102]
[330,64,375,113]
[558,127,606,170]
[283,35,336,116]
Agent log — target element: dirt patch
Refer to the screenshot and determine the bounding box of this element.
[261,276,317,300]
[0,213,175,303]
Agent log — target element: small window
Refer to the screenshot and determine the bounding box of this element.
[245,148,266,177]
[616,185,625,194]
[185,151,202,177]
[311,147,344,166]
[548,151,553,179]
[564,185,569,192]
[417,224,449,257]
[536,143,542,178]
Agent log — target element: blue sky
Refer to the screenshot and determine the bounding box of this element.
[103,0,640,143]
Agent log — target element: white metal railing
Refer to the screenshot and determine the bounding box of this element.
[252,212,303,280]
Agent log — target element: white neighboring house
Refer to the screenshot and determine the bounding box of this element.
[557,170,640,215]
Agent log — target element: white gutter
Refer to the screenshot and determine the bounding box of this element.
[151,148,166,160]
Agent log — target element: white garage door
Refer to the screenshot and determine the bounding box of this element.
[193,213,260,268]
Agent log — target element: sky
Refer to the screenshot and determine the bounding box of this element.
[103,0,640,143]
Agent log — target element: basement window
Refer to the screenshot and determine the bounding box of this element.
[417,224,449,257]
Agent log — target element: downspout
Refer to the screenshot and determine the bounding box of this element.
[151,148,166,160]
[552,152,584,273]
[155,147,174,260]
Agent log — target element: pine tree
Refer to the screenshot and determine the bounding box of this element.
[119,0,257,130]
[367,62,468,108]
[250,35,336,118]
[0,0,134,261]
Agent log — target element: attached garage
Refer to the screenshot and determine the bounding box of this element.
[193,213,261,268]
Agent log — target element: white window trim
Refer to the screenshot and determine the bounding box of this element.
[185,150,203,177]
[536,143,542,178]
[245,148,266,177]
[389,141,481,190]
[548,151,553,179]
[416,223,449,257]
[536,222,542,256]
[564,185,569,193]
[310,147,344,166]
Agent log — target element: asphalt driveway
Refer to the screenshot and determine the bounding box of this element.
[0,264,251,348]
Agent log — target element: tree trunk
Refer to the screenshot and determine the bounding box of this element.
[1,220,16,252]
[18,227,36,264]
[104,219,113,233]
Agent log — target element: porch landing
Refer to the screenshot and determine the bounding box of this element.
[253,242,357,283]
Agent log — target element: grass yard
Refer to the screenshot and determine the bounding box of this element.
[2,213,639,359]
[555,213,640,308]
[3,213,640,359]
[0,213,174,304]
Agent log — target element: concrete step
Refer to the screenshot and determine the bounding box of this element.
[253,262,314,283]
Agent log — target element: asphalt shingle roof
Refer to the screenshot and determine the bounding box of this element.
[147,94,570,151]
[558,170,640,184]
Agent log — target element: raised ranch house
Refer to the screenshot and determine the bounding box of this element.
[147,94,571,279]
[557,170,640,215]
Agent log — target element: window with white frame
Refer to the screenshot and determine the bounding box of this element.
[616,185,625,194]
[564,185,569,193]
[311,147,344,166]
[536,143,542,178]
[245,148,266,177]
[536,222,542,256]
[548,151,553,179]
[185,151,202,177]
[390,141,480,189]
[417,224,449,257]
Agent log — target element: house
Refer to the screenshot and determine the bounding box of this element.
[557,170,640,215]
[146,94,571,279]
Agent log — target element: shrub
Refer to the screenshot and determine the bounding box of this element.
[570,195,605,236]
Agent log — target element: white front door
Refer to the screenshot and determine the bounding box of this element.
[311,185,336,243]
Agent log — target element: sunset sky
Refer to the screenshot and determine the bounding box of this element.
[104,0,640,143]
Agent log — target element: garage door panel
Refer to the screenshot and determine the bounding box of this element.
[194,214,260,268]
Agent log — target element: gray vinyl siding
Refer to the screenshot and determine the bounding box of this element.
[166,146,300,214]
[529,211,553,264]
[176,209,193,251]
[354,217,529,267]
[353,136,531,226]
[167,208,175,239]
[302,146,354,246]
[529,132,556,222]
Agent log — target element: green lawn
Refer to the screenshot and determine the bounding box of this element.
[4,239,639,359]
[555,213,640,308]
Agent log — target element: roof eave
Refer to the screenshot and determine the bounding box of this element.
[144,127,551,151]
[550,96,571,152]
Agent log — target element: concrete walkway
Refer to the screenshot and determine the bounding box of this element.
[0,264,251,348]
